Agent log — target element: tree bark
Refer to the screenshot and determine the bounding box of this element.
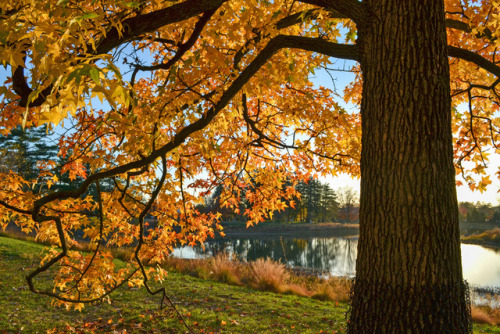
[348,1,471,332]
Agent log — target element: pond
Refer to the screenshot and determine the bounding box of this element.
[173,237,357,276]
[173,237,500,303]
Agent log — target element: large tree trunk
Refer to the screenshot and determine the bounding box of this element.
[348,1,471,332]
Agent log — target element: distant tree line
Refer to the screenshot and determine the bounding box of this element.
[6,128,499,228]
[200,178,360,224]
[0,127,359,224]
[458,201,500,225]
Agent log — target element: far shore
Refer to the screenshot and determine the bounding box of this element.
[221,221,500,249]
[5,219,500,248]
[461,238,500,249]
[219,222,359,239]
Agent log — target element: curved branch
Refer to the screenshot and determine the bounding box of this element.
[448,45,500,77]
[131,8,217,85]
[445,18,495,41]
[242,95,288,148]
[298,0,367,25]
[13,0,228,108]
[12,65,53,108]
[95,0,228,55]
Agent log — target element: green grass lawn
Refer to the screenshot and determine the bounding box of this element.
[0,236,499,333]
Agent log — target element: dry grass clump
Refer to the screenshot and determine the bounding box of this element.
[283,283,311,297]
[160,253,354,305]
[161,256,208,277]
[471,306,498,325]
[249,257,290,293]
[311,277,351,302]
[480,228,500,240]
[207,252,242,285]
[161,253,244,285]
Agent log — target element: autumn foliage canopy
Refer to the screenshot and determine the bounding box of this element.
[0,0,499,310]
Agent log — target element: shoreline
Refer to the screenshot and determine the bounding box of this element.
[220,222,360,239]
[461,238,500,249]
[221,222,500,249]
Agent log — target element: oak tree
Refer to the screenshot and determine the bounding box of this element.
[1,0,499,332]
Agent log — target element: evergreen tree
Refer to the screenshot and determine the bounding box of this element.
[295,178,339,223]
[319,183,338,223]
[0,125,58,181]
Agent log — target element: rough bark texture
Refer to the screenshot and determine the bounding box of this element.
[348,1,471,333]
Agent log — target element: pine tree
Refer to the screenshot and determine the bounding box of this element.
[0,125,58,181]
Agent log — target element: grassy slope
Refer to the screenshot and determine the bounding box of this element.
[0,236,498,333]
[0,236,346,333]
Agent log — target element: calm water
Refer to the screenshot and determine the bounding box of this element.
[173,237,500,290]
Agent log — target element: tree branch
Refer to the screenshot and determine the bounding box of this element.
[445,18,495,41]
[276,35,359,61]
[95,0,228,54]
[448,45,500,78]
[12,65,53,107]
[0,199,32,215]
[13,0,228,108]
[131,8,217,85]
[234,8,351,69]
[298,0,367,25]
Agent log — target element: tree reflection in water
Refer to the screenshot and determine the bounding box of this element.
[184,237,358,277]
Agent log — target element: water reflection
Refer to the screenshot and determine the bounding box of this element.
[173,237,357,276]
[461,244,500,288]
[174,237,500,291]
